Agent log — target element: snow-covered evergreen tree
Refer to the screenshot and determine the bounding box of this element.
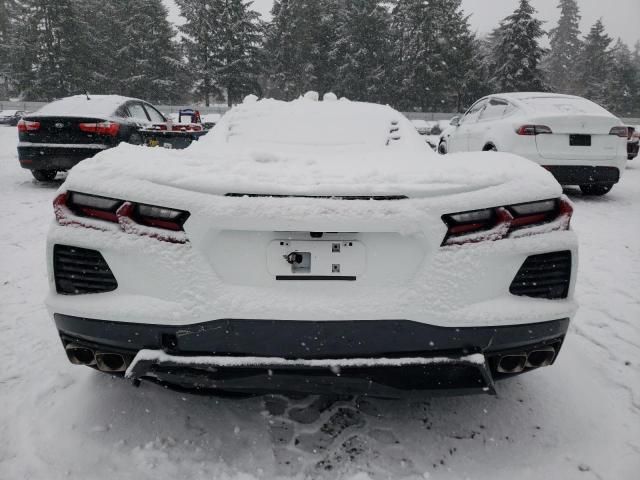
[177,0,262,106]
[390,0,477,111]
[330,0,390,102]
[491,0,547,92]
[576,19,613,105]
[113,0,185,102]
[546,0,582,93]
[265,0,339,99]
[0,0,18,97]
[215,0,264,106]
[606,39,639,115]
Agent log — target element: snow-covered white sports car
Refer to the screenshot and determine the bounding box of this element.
[439,92,627,196]
[47,95,578,397]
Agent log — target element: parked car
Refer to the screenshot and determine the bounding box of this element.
[0,109,26,126]
[439,93,628,195]
[17,95,168,181]
[627,126,639,160]
[48,95,577,397]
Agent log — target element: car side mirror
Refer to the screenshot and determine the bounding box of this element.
[450,116,460,127]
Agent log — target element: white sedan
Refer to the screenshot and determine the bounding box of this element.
[439,93,628,196]
[47,94,578,397]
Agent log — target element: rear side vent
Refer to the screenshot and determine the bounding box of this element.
[509,251,572,299]
[54,245,118,295]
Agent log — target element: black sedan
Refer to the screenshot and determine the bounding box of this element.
[17,95,167,181]
[0,109,26,126]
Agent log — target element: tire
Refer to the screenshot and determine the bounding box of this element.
[580,184,613,196]
[438,141,447,154]
[483,144,497,152]
[31,170,58,182]
[128,133,143,145]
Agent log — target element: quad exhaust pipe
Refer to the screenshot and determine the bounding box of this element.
[65,343,96,366]
[496,354,527,373]
[496,346,557,373]
[65,344,128,372]
[95,352,128,372]
[526,347,556,368]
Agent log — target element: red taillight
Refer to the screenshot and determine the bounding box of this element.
[609,126,629,138]
[54,191,190,243]
[516,125,552,136]
[17,119,40,132]
[442,197,572,246]
[66,191,122,222]
[171,124,203,132]
[78,121,120,136]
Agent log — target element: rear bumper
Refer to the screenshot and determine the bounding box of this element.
[55,314,569,396]
[542,165,620,186]
[17,144,109,171]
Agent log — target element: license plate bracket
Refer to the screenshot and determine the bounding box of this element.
[267,240,365,279]
[569,134,591,146]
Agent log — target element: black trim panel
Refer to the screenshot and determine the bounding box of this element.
[543,165,620,186]
[55,314,570,359]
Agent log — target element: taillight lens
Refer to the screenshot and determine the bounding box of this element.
[444,208,494,236]
[516,125,552,135]
[442,197,573,246]
[133,204,190,231]
[54,191,190,242]
[171,124,203,132]
[508,199,557,228]
[17,119,40,132]
[67,192,122,222]
[609,126,629,138]
[78,121,120,136]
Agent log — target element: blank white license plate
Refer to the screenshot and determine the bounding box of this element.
[267,240,365,280]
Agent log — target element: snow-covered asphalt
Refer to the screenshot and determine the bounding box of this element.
[0,126,638,480]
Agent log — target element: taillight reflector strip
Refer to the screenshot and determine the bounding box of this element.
[609,126,629,138]
[78,121,120,136]
[516,125,552,136]
[17,119,41,132]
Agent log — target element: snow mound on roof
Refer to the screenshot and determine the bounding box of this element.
[503,93,615,117]
[196,96,425,152]
[32,94,133,118]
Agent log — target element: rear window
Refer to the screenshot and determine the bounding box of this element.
[521,96,610,116]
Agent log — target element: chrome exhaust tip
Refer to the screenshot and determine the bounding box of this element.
[496,354,527,374]
[65,344,96,366]
[526,347,556,368]
[95,352,128,373]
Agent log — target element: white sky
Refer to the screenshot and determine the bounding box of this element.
[164,0,640,47]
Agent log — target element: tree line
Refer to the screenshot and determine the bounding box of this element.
[0,0,639,116]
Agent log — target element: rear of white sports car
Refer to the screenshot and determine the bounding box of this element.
[46,97,578,397]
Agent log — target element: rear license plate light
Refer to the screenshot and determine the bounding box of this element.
[569,134,591,146]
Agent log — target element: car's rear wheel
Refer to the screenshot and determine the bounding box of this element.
[128,133,143,145]
[438,141,447,154]
[31,169,58,182]
[580,184,613,196]
[483,144,497,152]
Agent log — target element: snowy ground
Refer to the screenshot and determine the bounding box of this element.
[0,125,638,480]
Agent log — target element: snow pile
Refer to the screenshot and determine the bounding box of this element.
[126,350,486,378]
[30,94,133,118]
